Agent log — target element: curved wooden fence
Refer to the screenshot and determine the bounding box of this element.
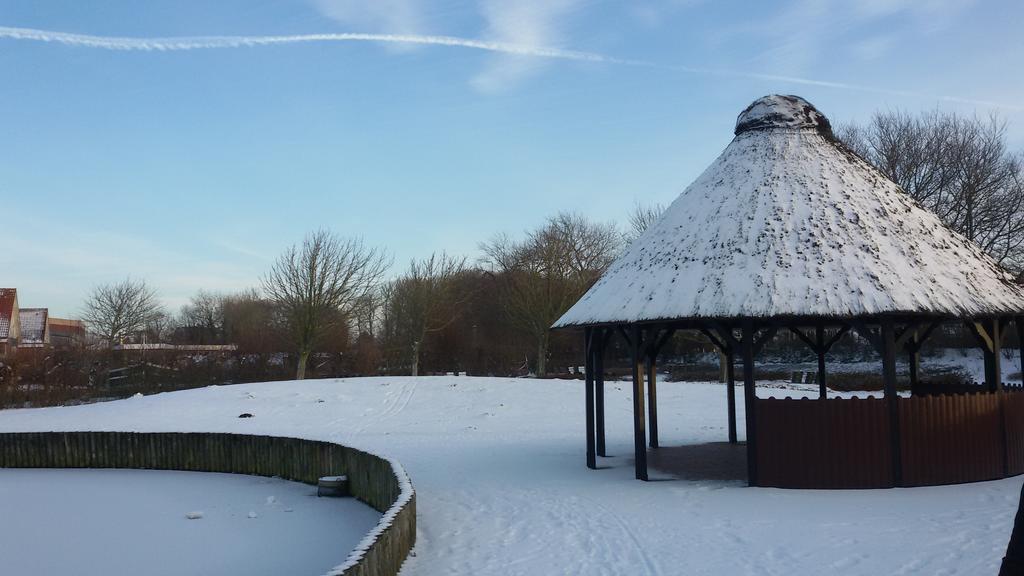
[756,390,1024,489]
[0,432,415,576]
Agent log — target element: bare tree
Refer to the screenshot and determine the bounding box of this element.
[627,201,666,240]
[222,289,277,353]
[840,110,1024,271]
[483,212,620,376]
[146,310,178,343]
[381,253,469,376]
[262,230,390,380]
[179,289,225,344]
[81,278,165,346]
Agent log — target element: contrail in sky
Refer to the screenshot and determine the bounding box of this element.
[0,25,1018,111]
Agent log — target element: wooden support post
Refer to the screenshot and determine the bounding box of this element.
[815,322,827,399]
[905,328,920,395]
[992,318,1003,392]
[646,344,659,449]
[1019,317,1024,386]
[630,325,648,481]
[726,349,738,444]
[595,329,607,457]
[908,347,920,392]
[970,320,995,388]
[741,321,758,487]
[584,328,596,470]
[995,317,1010,477]
[881,318,902,487]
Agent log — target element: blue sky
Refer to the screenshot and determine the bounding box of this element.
[2,0,1022,317]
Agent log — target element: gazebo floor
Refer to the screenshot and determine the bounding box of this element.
[648,442,748,483]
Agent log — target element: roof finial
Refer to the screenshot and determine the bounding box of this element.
[735,95,834,139]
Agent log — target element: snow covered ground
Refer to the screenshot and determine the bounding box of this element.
[0,468,381,576]
[0,376,1020,575]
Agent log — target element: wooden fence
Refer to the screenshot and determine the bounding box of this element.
[755,396,893,488]
[756,390,1024,489]
[0,432,415,576]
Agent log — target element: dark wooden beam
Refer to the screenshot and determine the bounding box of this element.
[752,326,778,356]
[788,326,818,352]
[595,328,607,457]
[644,326,667,449]
[904,320,942,397]
[741,320,758,487]
[726,348,738,444]
[815,322,827,399]
[650,327,676,358]
[789,322,850,399]
[850,320,882,355]
[646,340,659,449]
[908,328,921,392]
[880,318,902,487]
[700,328,728,353]
[584,328,596,470]
[906,320,942,353]
[967,320,995,353]
[1019,317,1024,386]
[707,321,741,350]
[630,325,648,481]
[617,326,633,348]
[823,325,851,351]
[992,318,1003,392]
[703,320,741,443]
[967,319,1004,391]
[1000,316,1014,336]
[894,320,922,349]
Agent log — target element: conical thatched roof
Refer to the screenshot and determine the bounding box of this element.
[554,95,1024,328]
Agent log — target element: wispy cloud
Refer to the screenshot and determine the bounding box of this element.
[312,0,423,36]
[0,24,1018,111]
[738,0,979,74]
[0,25,615,61]
[470,0,583,93]
[312,0,425,53]
[1,215,257,316]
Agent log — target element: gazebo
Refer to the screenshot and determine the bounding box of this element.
[553,95,1024,488]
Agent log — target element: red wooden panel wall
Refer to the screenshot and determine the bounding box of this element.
[899,393,1003,486]
[756,396,892,489]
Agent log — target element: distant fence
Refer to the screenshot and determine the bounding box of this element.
[756,389,1024,489]
[0,432,415,576]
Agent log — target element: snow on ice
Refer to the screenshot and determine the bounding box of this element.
[0,468,380,576]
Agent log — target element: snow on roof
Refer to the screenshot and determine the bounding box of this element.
[18,308,48,344]
[734,94,833,137]
[554,95,1024,328]
[0,289,16,340]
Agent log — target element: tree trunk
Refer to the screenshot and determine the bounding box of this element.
[411,340,421,377]
[296,349,310,380]
[536,335,548,377]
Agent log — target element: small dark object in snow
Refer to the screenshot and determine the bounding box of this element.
[238,413,254,418]
[317,475,349,497]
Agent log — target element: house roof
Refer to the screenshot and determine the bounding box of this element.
[0,289,16,340]
[48,317,85,332]
[553,95,1024,328]
[19,308,48,344]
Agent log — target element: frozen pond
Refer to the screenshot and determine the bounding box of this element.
[0,468,381,576]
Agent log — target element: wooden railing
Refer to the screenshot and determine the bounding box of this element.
[756,390,1024,489]
[0,432,415,576]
